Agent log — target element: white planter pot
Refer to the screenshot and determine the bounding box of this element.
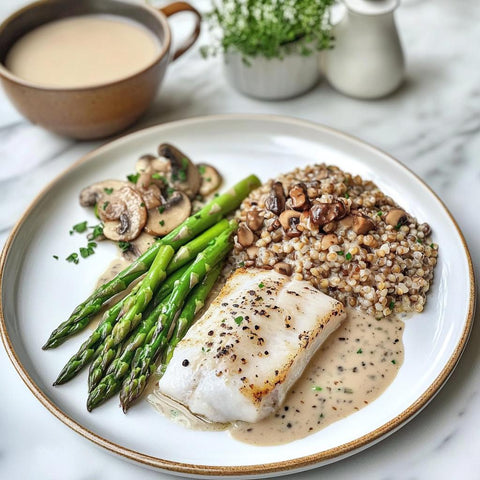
[224,47,321,100]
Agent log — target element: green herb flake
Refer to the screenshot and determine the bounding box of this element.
[198,165,206,174]
[87,241,97,249]
[102,201,109,211]
[158,206,165,214]
[178,170,187,182]
[389,301,395,310]
[430,243,435,248]
[214,193,219,198]
[356,348,363,354]
[312,386,323,391]
[66,253,79,264]
[79,246,95,259]
[53,255,59,260]
[202,346,211,353]
[71,221,88,234]
[319,413,324,418]
[258,282,265,289]
[345,252,352,260]
[152,173,167,182]
[167,187,175,196]
[377,211,383,216]
[104,187,113,195]
[416,237,423,244]
[140,202,145,208]
[127,173,140,184]
[344,192,350,199]
[337,251,344,256]
[394,223,402,231]
[118,241,131,252]
[391,359,397,365]
[238,261,245,267]
[88,224,104,240]
[159,220,165,226]
[234,316,244,325]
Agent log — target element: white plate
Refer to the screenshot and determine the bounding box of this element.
[0,115,475,478]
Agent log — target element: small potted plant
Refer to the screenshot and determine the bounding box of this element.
[201,0,334,100]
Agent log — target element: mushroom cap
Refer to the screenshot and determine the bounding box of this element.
[100,186,147,242]
[144,191,191,237]
[198,163,222,196]
[157,143,201,200]
[79,180,130,207]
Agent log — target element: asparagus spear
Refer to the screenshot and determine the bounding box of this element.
[43,175,260,349]
[86,262,223,409]
[55,219,230,385]
[88,223,235,411]
[162,261,223,372]
[86,243,174,390]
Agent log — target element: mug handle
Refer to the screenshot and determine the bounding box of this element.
[159,2,202,62]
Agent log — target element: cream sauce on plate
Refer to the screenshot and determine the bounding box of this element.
[149,308,404,445]
[5,15,161,88]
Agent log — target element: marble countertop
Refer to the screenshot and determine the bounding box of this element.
[0,0,479,479]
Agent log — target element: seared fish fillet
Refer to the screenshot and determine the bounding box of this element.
[158,268,346,423]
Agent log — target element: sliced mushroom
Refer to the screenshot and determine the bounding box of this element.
[198,163,222,196]
[352,213,376,234]
[265,182,286,215]
[310,201,347,227]
[144,191,191,236]
[279,210,302,238]
[157,143,201,199]
[79,180,129,207]
[99,186,147,242]
[274,262,292,276]
[289,183,310,211]
[237,224,255,247]
[135,171,165,210]
[385,208,407,227]
[246,210,264,231]
[246,245,259,259]
[124,232,157,260]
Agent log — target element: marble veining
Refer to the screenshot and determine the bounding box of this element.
[0,0,479,479]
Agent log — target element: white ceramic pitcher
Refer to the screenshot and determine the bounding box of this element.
[323,0,405,99]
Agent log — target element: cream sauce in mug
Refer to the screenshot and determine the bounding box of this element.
[149,308,405,445]
[5,15,161,88]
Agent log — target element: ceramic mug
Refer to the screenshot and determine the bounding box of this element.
[0,0,201,139]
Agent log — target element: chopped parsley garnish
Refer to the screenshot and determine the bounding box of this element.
[312,386,323,391]
[214,192,219,197]
[158,206,165,214]
[66,253,79,264]
[377,211,383,216]
[178,170,187,182]
[394,223,401,231]
[102,201,109,211]
[159,220,165,226]
[104,187,113,195]
[344,192,350,199]
[319,413,324,418]
[181,157,189,169]
[79,246,95,258]
[152,173,167,182]
[167,187,175,196]
[198,165,206,174]
[391,359,397,364]
[337,251,344,256]
[389,301,395,310]
[127,173,139,184]
[356,348,363,354]
[118,241,131,252]
[234,316,244,325]
[52,255,59,260]
[88,224,104,240]
[238,261,245,267]
[70,221,88,235]
[430,243,434,248]
[140,202,145,208]
[416,237,423,244]
[345,252,352,260]
[258,282,265,289]
[201,346,211,353]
